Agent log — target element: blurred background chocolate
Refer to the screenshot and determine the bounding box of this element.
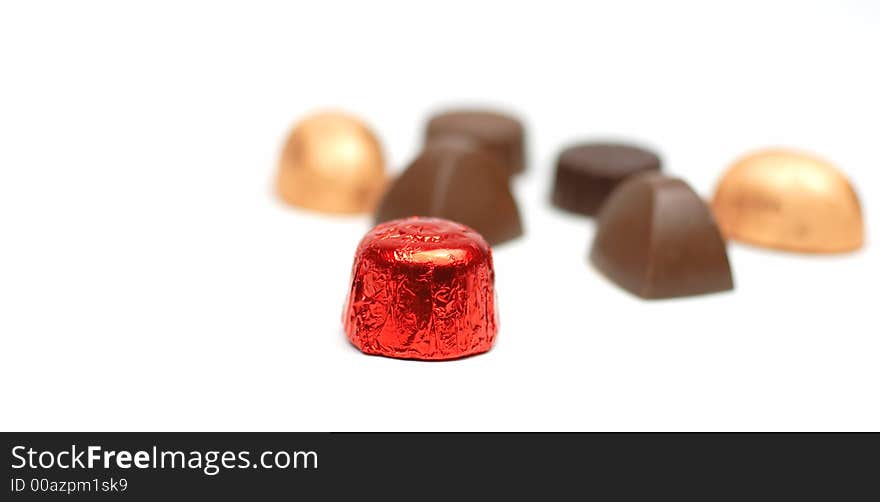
[276,111,386,214]
[552,142,661,216]
[712,148,863,253]
[591,173,733,299]
[375,136,523,245]
[426,109,526,175]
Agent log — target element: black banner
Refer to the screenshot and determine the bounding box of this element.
[2,433,877,499]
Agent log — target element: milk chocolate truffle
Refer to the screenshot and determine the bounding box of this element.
[552,142,661,216]
[426,109,525,175]
[591,174,733,299]
[712,148,863,253]
[344,217,497,360]
[276,111,386,214]
[375,137,523,245]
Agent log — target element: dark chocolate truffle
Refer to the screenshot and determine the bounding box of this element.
[552,142,661,216]
[426,109,525,175]
[590,173,733,299]
[375,137,523,245]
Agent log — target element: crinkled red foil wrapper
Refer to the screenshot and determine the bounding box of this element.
[343,217,497,360]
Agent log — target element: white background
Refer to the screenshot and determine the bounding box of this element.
[1,0,878,431]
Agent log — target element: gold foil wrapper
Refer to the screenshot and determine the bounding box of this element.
[277,111,386,214]
[711,148,863,253]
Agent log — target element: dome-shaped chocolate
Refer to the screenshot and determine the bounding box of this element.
[591,174,733,299]
[375,137,523,245]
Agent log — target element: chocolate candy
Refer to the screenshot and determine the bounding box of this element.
[712,148,863,253]
[552,142,661,216]
[343,217,497,360]
[276,111,387,214]
[426,109,526,175]
[591,173,733,299]
[374,137,523,245]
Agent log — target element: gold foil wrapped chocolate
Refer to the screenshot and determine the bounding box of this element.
[276,111,386,214]
[711,148,864,253]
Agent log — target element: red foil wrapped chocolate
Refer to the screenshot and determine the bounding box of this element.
[343,217,497,360]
